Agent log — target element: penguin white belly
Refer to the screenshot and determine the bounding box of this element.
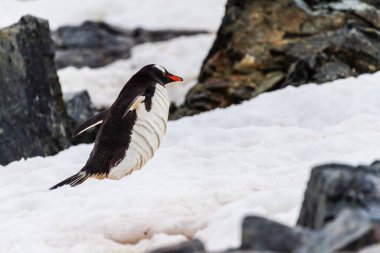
[108,84,170,179]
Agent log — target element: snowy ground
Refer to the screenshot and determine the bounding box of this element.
[3,73,380,253]
[3,1,380,253]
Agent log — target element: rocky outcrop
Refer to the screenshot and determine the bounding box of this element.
[0,15,71,165]
[149,161,380,253]
[172,0,380,119]
[241,216,312,252]
[242,209,380,253]
[64,91,97,144]
[53,21,208,69]
[297,161,380,229]
[295,162,380,252]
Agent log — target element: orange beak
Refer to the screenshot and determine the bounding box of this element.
[167,75,183,82]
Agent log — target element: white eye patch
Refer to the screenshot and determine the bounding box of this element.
[153,64,166,75]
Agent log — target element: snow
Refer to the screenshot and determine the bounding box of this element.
[3,73,380,252]
[328,0,372,11]
[0,0,226,30]
[361,244,380,253]
[295,0,371,15]
[59,34,215,107]
[2,0,380,252]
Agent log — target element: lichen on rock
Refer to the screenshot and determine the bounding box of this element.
[172,0,380,119]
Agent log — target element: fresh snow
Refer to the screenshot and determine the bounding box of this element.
[295,0,371,16]
[361,244,380,253]
[59,34,215,107]
[0,0,226,30]
[3,73,380,252]
[328,0,372,11]
[2,0,380,252]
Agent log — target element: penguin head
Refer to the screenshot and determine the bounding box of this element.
[139,64,183,85]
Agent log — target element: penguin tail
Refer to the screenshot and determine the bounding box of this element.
[49,171,89,190]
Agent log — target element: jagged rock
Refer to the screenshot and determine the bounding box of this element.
[241,216,312,252]
[149,240,205,253]
[242,209,380,253]
[53,21,133,69]
[172,0,380,119]
[276,26,380,88]
[297,162,380,251]
[53,21,208,69]
[0,15,71,165]
[296,209,380,253]
[64,91,97,144]
[297,162,380,229]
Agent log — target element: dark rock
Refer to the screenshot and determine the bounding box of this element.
[53,21,133,69]
[149,240,205,253]
[241,210,380,253]
[363,0,380,8]
[64,91,97,144]
[296,208,380,253]
[0,15,71,165]
[277,26,380,88]
[53,21,208,69]
[241,216,312,252]
[303,0,337,6]
[297,161,380,251]
[132,27,209,44]
[297,162,380,229]
[172,0,380,119]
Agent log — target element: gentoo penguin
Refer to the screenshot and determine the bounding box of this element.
[50,64,183,190]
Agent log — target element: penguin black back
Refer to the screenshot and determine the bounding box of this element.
[50,64,183,190]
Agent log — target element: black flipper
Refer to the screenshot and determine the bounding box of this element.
[122,95,145,119]
[49,171,90,190]
[72,110,108,137]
